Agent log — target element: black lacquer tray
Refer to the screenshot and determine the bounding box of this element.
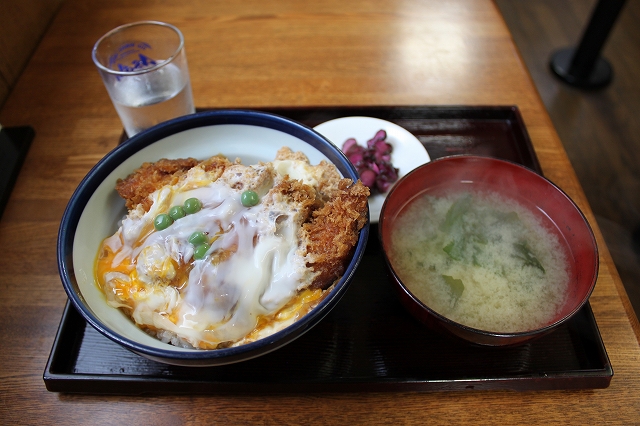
[44,106,613,394]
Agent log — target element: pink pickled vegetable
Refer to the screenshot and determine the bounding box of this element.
[342,138,358,153]
[342,129,400,195]
[359,169,377,188]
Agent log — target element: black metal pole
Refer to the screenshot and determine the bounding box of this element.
[550,0,627,89]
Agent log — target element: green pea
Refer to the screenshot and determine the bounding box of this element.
[193,243,211,260]
[153,214,173,231]
[168,205,186,220]
[184,197,202,214]
[189,231,208,246]
[241,190,259,207]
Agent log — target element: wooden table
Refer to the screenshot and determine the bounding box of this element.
[1,0,639,423]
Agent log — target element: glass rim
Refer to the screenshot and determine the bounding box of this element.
[91,20,185,77]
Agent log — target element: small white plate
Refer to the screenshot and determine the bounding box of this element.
[314,116,431,223]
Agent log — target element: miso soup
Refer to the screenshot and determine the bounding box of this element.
[388,190,570,333]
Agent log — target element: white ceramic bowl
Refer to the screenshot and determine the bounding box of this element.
[57,110,369,366]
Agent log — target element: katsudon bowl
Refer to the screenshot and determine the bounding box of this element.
[379,155,598,347]
[57,110,370,366]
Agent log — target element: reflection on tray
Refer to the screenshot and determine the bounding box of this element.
[45,106,612,394]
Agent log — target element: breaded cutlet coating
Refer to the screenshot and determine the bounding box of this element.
[311,161,343,201]
[301,179,370,289]
[115,155,233,212]
[197,154,234,175]
[218,163,275,194]
[261,177,319,224]
[115,158,200,211]
[275,147,309,162]
[274,146,343,201]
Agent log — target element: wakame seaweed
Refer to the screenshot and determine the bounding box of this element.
[513,241,545,273]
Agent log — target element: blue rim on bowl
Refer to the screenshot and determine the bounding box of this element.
[57,110,370,366]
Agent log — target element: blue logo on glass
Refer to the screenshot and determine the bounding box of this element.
[108,42,157,79]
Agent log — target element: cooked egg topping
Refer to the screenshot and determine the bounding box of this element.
[96,158,331,349]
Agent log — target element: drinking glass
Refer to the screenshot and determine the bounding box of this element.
[92,21,195,137]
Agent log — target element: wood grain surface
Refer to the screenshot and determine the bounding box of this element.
[0,0,64,108]
[1,0,639,424]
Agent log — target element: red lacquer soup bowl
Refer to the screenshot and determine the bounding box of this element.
[378,155,598,346]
